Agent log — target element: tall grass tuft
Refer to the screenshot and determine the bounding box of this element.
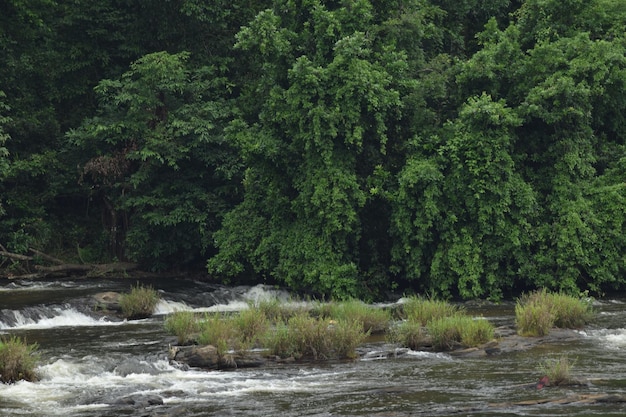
[0,336,39,383]
[287,313,333,360]
[263,312,367,360]
[321,300,391,334]
[515,289,594,336]
[164,311,200,345]
[515,293,554,337]
[427,315,464,350]
[264,320,296,359]
[401,296,461,326]
[330,319,368,359]
[387,321,427,350]
[427,315,494,350]
[459,317,495,347]
[256,298,296,322]
[539,355,575,385]
[198,313,237,356]
[545,292,594,329]
[120,283,160,319]
[234,306,269,349]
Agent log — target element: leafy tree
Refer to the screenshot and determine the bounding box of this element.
[209,1,414,298]
[457,1,626,294]
[68,52,240,269]
[391,94,536,299]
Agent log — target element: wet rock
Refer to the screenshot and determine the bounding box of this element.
[448,328,585,357]
[171,345,220,369]
[93,291,122,312]
[359,347,411,360]
[114,393,163,407]
[114,358,160,376]
[170,345,266,370]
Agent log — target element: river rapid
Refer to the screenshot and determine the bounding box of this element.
[0,277,625,417]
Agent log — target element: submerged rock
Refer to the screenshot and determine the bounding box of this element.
[114,393,163,407]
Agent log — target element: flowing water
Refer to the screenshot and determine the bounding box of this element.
[0,278,625,417]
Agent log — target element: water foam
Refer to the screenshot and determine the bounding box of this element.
[0,307,122,330]
[158,284,304,314]
[581,328,626,349]
[0,354,330,416]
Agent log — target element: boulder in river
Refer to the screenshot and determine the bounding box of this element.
[114,393,164,407]
[92,291,122,312]
[169,345,266,370]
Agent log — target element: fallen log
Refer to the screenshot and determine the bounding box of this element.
[0,250,33,261]
[0,246,138,279]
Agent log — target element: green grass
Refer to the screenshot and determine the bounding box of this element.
[0,336,39,383]
[316,300,391,334]
[330,318,368,359]
[263,312,368,360]
[263,320,296,359]
[234,306,269,349]
[255,298,297,322]
[197,313,237,356]
[515,293,554,336]
[389,296,494,351]
[426,315,464,350]
[387,321,426,350]
[546,292,594,329]
[164,311,200,345]
[515,289,594,336]
[459,317,495,347]
[538,355,575,385]
[119,284,160,319]
[401,296,461,326]
[425,315,495,351]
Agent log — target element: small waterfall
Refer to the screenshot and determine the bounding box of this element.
[159,284,299,314]
[0,305,117,330]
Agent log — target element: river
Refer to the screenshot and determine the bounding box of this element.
[0,277,625,416]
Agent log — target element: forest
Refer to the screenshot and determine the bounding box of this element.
[1,0,625,300]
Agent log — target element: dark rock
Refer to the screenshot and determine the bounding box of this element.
[114,358,160,376]
[114,394,163,407]
[171,345,220,369]
[170,345,266,370]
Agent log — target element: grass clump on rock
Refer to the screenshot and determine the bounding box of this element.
[538,355,576,386]
[120,284,160,319]
[234,307,269,350]
[515,289,594,336]
[315,300,391,334]
[401,296,461,326]
[263,312,367,360]
[164,311,200,345]
[387,321,426,350]
[390,298,495,351]
[198,313,237,356]
[427,315,493,350]
[0,336,39,383]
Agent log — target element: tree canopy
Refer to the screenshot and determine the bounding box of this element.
[1,0,625,300]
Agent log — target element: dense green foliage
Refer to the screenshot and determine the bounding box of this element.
[1,0,625,300]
